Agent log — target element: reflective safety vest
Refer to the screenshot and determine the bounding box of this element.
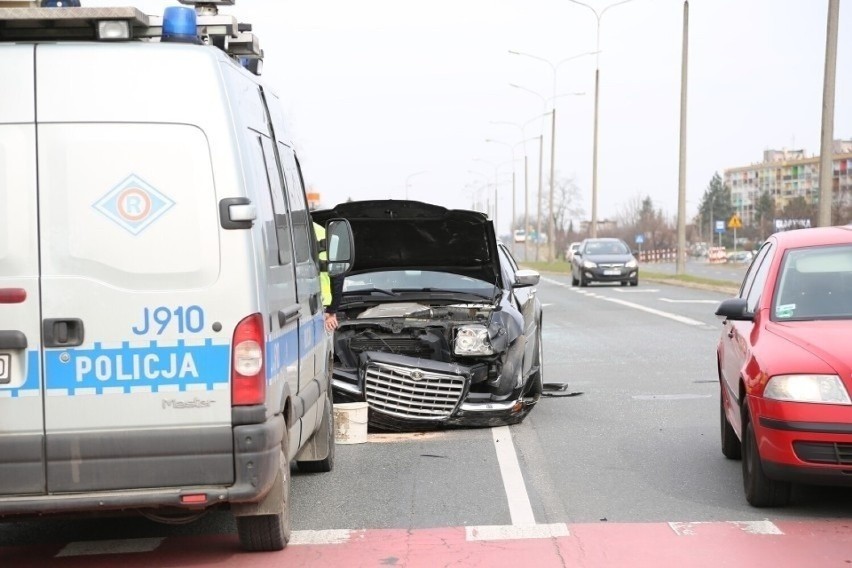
[314,223,332,307]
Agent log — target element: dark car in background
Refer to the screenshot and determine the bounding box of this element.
[716,226,852,507]
[312,200,544,431]
[571,237,639,287]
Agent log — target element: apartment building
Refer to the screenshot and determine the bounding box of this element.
[724,139,852,226]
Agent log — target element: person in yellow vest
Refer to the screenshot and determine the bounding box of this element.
[314,222,342,332]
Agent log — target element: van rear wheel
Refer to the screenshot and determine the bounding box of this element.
[236,443,292,551]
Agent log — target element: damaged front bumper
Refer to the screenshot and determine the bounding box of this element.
[332,350,534,429]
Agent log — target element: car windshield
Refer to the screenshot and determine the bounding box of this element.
[585,241,629,255]
[344,270,497,298]
[774,245,852,320]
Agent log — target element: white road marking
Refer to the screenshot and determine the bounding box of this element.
[613,288,659,293]
[56,538,164,557]
[466,523,569,541]
[659,298,719,304]
[543,276,706,327]
[290,529,353,545]
[492,425,536,526]
[668,520,783,536]
[632,394,713,401]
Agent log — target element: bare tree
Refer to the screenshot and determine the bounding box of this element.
[534,174,584,257]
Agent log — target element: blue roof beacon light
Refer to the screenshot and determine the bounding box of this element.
[41,1,82,6]
[162,6,200,44]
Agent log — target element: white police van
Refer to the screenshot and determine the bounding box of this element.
[0,0,353,552]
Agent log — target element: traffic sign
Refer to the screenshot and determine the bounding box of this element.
[714,220,725,234]
[635,234,644,244]
[728,214,742,229]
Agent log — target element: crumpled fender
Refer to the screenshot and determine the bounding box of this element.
[489,334,526,397]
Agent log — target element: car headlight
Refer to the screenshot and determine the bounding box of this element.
[763,374,852,405]
[454,325,494,356]
[626,258,638,268]
[583,260,598,269]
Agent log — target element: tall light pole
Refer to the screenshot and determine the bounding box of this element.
[486,137,538,255]
[676,1,688,275]
[405,170,428,200]
[467,170,491,215]
[510,83,584,260]
[818,0,840,227]
[508,49,596,260]
[566,0,639,237]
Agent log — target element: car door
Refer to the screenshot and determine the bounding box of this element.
[720,241,774,430]
[0,44,45,496]
[34,44,233,493]
[498,244,538,371]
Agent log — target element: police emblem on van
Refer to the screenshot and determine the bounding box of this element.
[93,174,175,235]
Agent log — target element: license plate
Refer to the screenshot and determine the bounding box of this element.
[0,354,9,383]
[603,269,621,276]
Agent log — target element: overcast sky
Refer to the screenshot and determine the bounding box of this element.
[92,0,850,235]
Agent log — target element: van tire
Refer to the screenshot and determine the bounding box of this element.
[236,443,292,551]
[297,387,335,473]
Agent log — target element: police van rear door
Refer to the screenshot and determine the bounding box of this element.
[34,44,235,493]
[0,45,46,497]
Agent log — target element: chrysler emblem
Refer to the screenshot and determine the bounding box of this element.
[410,370,424,381]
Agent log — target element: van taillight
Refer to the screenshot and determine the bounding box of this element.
[231,313,266,406]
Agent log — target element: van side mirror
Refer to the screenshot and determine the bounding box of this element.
[326,219,354,276]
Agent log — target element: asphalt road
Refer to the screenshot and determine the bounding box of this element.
[4,277,852,566]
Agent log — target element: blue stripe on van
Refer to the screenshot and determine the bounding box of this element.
[45,339,229,395]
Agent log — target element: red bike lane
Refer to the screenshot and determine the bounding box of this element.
[4,519,850,567]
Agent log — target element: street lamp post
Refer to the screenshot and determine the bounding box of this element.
[509,83,584,260]
[486,137,539,255]
[467,170,491,215]
[509,49,597,259]
[405,170,428,200]
[566,0,639,238]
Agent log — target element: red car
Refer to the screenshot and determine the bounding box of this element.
[716,226,852,507]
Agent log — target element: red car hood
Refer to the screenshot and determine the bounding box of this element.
[768,320,852,378]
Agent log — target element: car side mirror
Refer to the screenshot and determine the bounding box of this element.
[514,269,540,288]
[715,297,753,321]
[574,251,582,258]
[326,219,354,276]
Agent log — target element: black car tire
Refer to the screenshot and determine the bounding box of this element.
[571,272,579,286]
[236,437,292,551]
[742,414,790,507]
[720,390,741,459]
[620,281,628,286]
[579,273,588,287]
[629,279,638,287]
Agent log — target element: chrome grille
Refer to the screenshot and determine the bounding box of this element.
[364,362,466,420]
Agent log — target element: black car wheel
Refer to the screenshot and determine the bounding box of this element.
[579,273,588,287]
[742,413,790,507]
[720,389,741,459]
[629,279,638,287]
[571,271,579,286]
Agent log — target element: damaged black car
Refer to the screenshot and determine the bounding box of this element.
[312,200,544,430]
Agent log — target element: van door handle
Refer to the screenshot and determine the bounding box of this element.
[0,331,27,350]
[43,319,84,348]
[278,305,302,327]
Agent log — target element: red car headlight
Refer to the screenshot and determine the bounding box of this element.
[763,374,852,405]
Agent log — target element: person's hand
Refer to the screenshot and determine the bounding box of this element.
[324,313,339,332]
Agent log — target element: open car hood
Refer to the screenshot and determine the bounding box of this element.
[312,200,502,286]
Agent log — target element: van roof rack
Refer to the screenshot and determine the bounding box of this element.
[0,0,263,75]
